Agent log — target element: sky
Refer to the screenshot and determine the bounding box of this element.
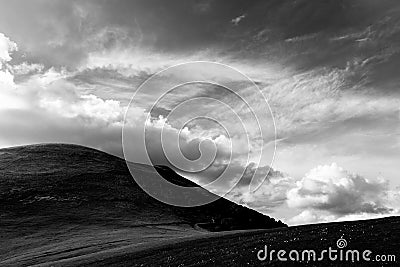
[0,0,399,225]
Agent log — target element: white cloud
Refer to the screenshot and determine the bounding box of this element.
[0,32,17,67]
[286,163,398,225]
[227,166,294,212]
[39,92,124,123]
[231,14,246,26]
[288,210,398,226]
[265,67,400,140]
[0,33,19,108]
[0,33,127,154]
[287,210,336,225]
[0,33,16,86]
[0,69,15,88]
[12,62,44,75]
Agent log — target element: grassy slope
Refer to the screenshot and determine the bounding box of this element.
[0,144,285,266]
[86,216,400,267]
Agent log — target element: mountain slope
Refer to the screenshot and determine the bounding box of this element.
[0,144,285,265]
[92,216,400,267]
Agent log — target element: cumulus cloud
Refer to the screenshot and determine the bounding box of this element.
[222,162,400,225]
[0,33,20,108]
[12,62,44,76]
[227,165,294,213]
[0,33,17,87]
[287,163,398,225]
[0,69,15,88]
[231,14,246,26]
[0,33,127,155]
[0,32,17,66]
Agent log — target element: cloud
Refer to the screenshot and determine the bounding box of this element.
[39,88,124,123]
[231,14,246,26]
[288,210,398,226]
[12,62,44,75]
[227,165,294,213]
[0,69,15,88]
[287,210,336,225]
[0,32,17,87]
[0,32,17,66]
[0,107,125,155]
[226,162,399,225]
[286,163,398,225]
[0,33,126,155]
[0,33,19,108]
[265,67,400,139]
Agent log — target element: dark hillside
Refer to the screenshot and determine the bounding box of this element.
[0,144,285,265]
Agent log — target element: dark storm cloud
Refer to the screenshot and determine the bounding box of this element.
[94,0,258,50]
[97,0,400,96]
[1,0,399,155]
[0,0,256,67]
[0,0,89,68]
[2,0,400,89]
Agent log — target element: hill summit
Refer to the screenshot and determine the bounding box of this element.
[0,144,285,232]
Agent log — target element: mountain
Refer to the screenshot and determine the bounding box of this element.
[0,144,285,266]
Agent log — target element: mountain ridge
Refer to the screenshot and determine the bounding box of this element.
[0,143,285,231]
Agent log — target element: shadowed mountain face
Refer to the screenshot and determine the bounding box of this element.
[0,144,285,265]
[0,143,285,229]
